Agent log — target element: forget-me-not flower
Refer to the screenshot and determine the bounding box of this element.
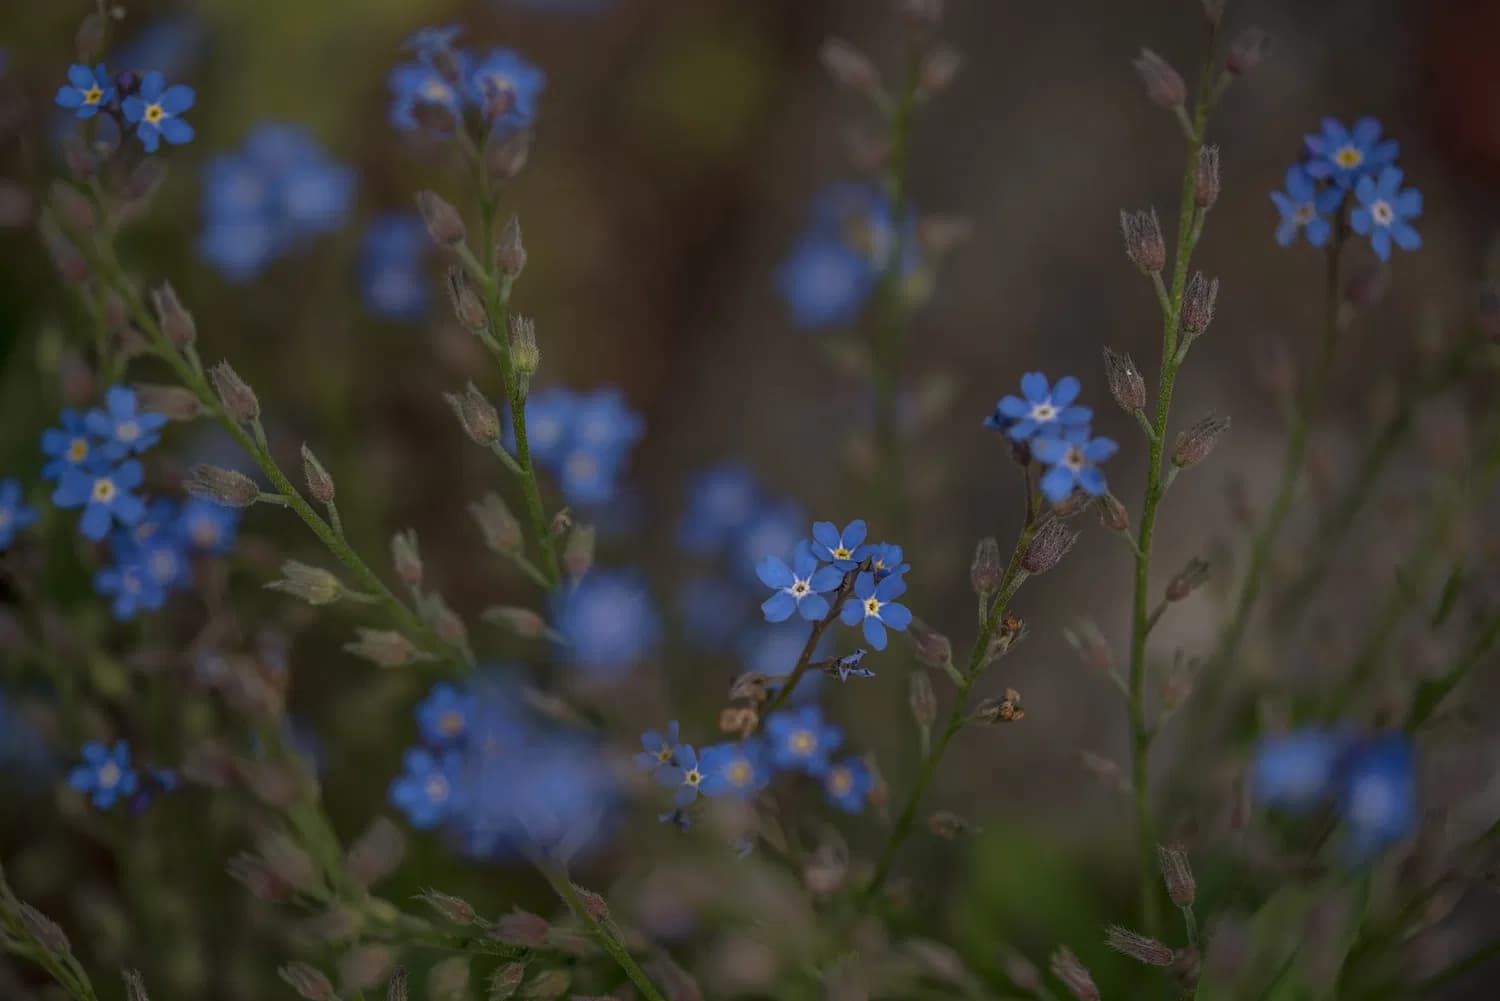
[1270,165,1345,248]
[121,71,195,152]
[55,64,115,118]
[840,570,912,651]
[985,373,1093,442]
[757,546,843,622]
[1350,167,1422,262]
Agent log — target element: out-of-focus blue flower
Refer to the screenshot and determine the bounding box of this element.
[570,387,646,457]
[1303,116,1398,189]
[1032,432,1118,505]
[388,62,464,133]
[510,387,645,507]
[757,547,843,622]
[556,449,626,507]
[984,373,1092,443]
[115,19,203,80]
[359,213,430,321]
[738,622,832,686]
[468,49,546,129]
[55,64,115,119]
[68,740,139,810]
[178,497,238,554]
[1251,727,1353,811]
[52,460,146,540]
[389,747,463,829]
[736,502,809,584]
[776,236,875,329]
[700,741,770,798]
[1270,166,1344,248]
[86,386,167,460]
[94,561,166,621]
[41,410,103,481]
[522,389,576,466]
[634,721,680,775]
[867,542,908,581]
[554,569,660,679]
[812,519,870,571]
[824,757,872,812]
[840,571,911,651]
[416,683,476,747]
[675,575,749,649]
[655,743,704,808]
[1340,735,1416,859]
[403,24,463,63]
[1350,168,1422,262]
[677,463,760,555]
[121,71,194,153]
[0,479,39,550]
[765,705,841,776]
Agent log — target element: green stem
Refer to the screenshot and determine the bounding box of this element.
[758,570,861,721]
[1405,607,1500,730]
[539,866,667,1001]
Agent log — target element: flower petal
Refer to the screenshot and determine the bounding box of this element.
[1019,372,1048,403]
[761,590,797,623]
[880,602,913,631]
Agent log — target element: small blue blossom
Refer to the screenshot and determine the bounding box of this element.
[1303,116,1398,188]
[756,546,844,623]
[121,71,195,153]
[736,501,809,585]
[570,388,646,457]
[867,542,908,580]
[52,460,147,540]
[359,213,430,320]
[1032,432,1118,505]
[677,463,761,555]
[55,64,115,119]
[1340,735,1416,860]
[388,62,464,133]
[1350,167,1422,262]
[699,741,771,798]
[655,743,705,808]
[506,387,645,507]
[840,571,912,651]
[824,757,872,813]
[0,479,39,550]
[178,497,239,554]
[68,740,139,810]
[811,519,870,571]
[94,561,167,621]
[403,24,463,62]
[554,569,661,679]
[468,49,546,130]
[765,705,842,776]
[776,236,876,329]
[40,410,102,481]
[634,721,681,775]
[827,649,875,682]
[389,747,463,829]
[985,373,1092,442]
[86,386,167,460]
[416,683,477,747]
[1270,166,1345,248]
[1251,728,1354,811]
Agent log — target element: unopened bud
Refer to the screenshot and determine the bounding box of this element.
[973,688,1025,723]
[1180,271,1219,336]
[510,314,540,384]
[571,884,609,922]
[386,530,422,588]
[151,283,196,348]
[1120,209,1166,274]
[496,215,526,279]
[909,672,937,728]
[1194,145,1221,210]
[1105,925,1175,967]
[418,889,479,925]
[489,963,526,999]
[386,967,409,1001]
[1022,520,1078,575]
[344,628,418,668]
[134,384,201,421]
[1157,843,1196,907]
[1172,415,1230,468]
[185,465,260,507]
[19,903,70,955]
[928,811,972,839]
[209,360,260,422]
[278,963,336,1001]
[819,38,882,96]
[122,970,151,1001]
[1063,618,1113,671]
[267,561,344,605]
[52,181,96,235]
[1102,347,1146,412]
[300,444,335,504]
[970,536,1001,596]
[485,129,532,183]
[445,269,488,332]
[493,910,550,948]
[920,45,962,95]
[563,523,595,579]
[427,597,468,648]
[1226,27,1271,76]
[471,493,523,554]
[1165,557,1210,601]
[415,190,466,247]
[1050,946,1100,1001]
[483,605,549,639]
[445,383,501,445]
[914,629,953,670]
[125,158,169,202]
[1096,493,1129,533]
[346,818,405,889]
[1132,48,1186,109]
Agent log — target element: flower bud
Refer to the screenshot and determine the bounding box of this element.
[51,180,96,236]
[1165,557,1210,601]
[340,945,396,994]
[1194,145,1220,210]
[1132,48,1186,109]
[209,360,260,423]
[819,38,882,96]
[489,964,526,999]
[445,383,501,446]
[418,890,479,925]
[1096,493,1129,533]
[496,214,526,280]
[483,605,548,639]
[1105,926,1175,967]
[445,269,488,332]
[300,444,335,504]
[415,190,467,247]
[426,597,468,649]
[134,384,201,421]
[151,282,196,348]
[1226,27,1271,76]
[390,529,422,587]
[44,227,91,284]
[571,884,609,922]
[1050,947,1100,1001]
[563,523,595,579]
[344,628,418,668]
[908,672,937,728]
[1120,209,1166,274]
[266,561,344,606]
[970,536,1001,596]
[1172,415,1230,468]
[493,910,550,948]
[346,818,405,889]
[914,629,953,670]
[485,129,532,183]
[1022,521,1078,575]
[185,465,260,508]
[1102,347,1146,413]
[471,493,523,554]
[920,46,962,95]
[278,963,336,1001]
[1157,843,1196,907]
[19,903,70,955]
[510,314,540,386]
[1180,271,1219,336]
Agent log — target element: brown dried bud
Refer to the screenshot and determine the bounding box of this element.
[1180,271,1219,335]
[346,818,405,889]
[1226,27,1271,76]
[510,314,540,383]
[493,910,550,948]
[1105,925,1176,967]
[209,361,260,422]
[496,214,526,279]
[973,688,1025,723]
[415,190,467,247]
[185,465,261,508]
[486,129,532,183]
[344,628,418,668]
[1022,520,1078,575]
[820,38,882,96]
[483,605,548,639]
[1096,493,1129,533]
[728,672,771,703]
[445,383,501,445]
[52,180,96,235]
[471,493,523,554]
[445,269,488,332]
[919,46,963,95]
[134,384,202,421]
[390,529,422,587]
[1157,843,1196,907]
[1103,347,1146,412]
[970,536,1001,596]
[909,672,937,728]
[563,523,596,579]
[719,706,759,737]
[1062,618,1113,671]
[928,811,972,839]
[266,561,344,606]
[1195,144,1221,210]
[418,889,479,925]
[1172,415,1230,468]
[278,963,336,1001]
[300,444,335,504]
[151,283,196,348]
[1165,557,1210,601]
[1050,946,1100,1001]
[1132,48,1186,109]
[1121,208,1166,274]
[571,884,609,922]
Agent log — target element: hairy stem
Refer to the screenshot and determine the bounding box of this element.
[539,865,667,1001]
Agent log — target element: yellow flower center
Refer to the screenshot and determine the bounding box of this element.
[67,438,89,462]
[84,85,103,105]
[864,597,881,616]
[1334,146,1363,169]
[832,546,852,560]
[439,711,465,735]
[729,760,752,785]
[1293,203,1315,224]
[1062,447,1085,471]
[1370,200,1394,226]
[656,745,673,764]
[1030,402,1057,422]
[117,420,140,442]
[791,580,809,596]
[420,80,452,102]
[92,478,117,503]
[144,103,165,125]
[829,767,853,795]
[424,774,450,801]
[684,768,702,787]
[98,762,122,788]
[790,730,817,754]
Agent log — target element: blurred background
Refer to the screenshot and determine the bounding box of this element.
[2,0,1500,997]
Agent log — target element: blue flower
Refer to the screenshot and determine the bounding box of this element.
[133,524,191,592]
[765,705,841,776]
[521,389,577,466]
[1340,735,1416,860]
[359,213,430,320]
[55,64,115,119]
[388,63,463,133]
[1350,167,1422,262]
[756,547,844,622]
[840,571,912,651]
[178,497,239,554]
[811,519,869,571]
[776,236,876,329]
[985,373,1093,442]
[634,721,681,775]
[1303,116,1398,188]
[675,575,749,649]
[416,683,476,747]
[828,648,875,682]
[467,49,546,129]
[655,743,705,808]
[556,448,627,507]
[554,569,661,679]
[739,622,833,685]
[94,561,167,621]
[1251,728,1354,811]
[867,542,908,580]
[121,71,195,153]
[389,747,463,829]
[824,757,872,813]
[1270,165,1345,248]
[699,741,770,798]
[52,460,146,540]
[40,410,103,481]
[1032,432,1118,505]
[86,386,167,460]
[0,479,39,549]
[736,501,809,585]
[677,463,761,555]
[569,388,646,458]
[403,24,463,62]
[68,740,139,810]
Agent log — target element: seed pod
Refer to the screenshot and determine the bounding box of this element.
[266,561,344,605]
[496,214,526,279]
[1157,843,1196,907]
[820,38,882,96]
[390,530,423,587]
[485,129,532,183]
[1096,493,1129,533]
[344,629,418,668]
[417,890,478,925]
[1050,946,1100,1001]
[152,283,196,348]
[970,536,1001,596]
[1180,271,1219,336]
[471,493,523,554]
[1166,557,1210,601]
[445,383,501,445]
[1195,145,1221,210]
[446,268,488,332]
[278,962,336,1001]
[563,523,595,579]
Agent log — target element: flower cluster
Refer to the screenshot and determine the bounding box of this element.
[985,372,1117,505]
[515,387,645,507]
[1271,117,1421,261]
[199,124,356,281]
[553,569,661,680]
[360,214,431,322]
[94,497,238,621]
[67,740,177,812]
[388,26,545,138]
[56,64,194,153]
[1251,727,1416,859]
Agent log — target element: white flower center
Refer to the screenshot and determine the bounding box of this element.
[1370,200,1394,226]
[1029,401,1058,422]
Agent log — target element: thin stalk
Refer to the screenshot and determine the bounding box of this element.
[757,570,862,721]
[1405,606,1500,730]
[538,866,667,1001]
